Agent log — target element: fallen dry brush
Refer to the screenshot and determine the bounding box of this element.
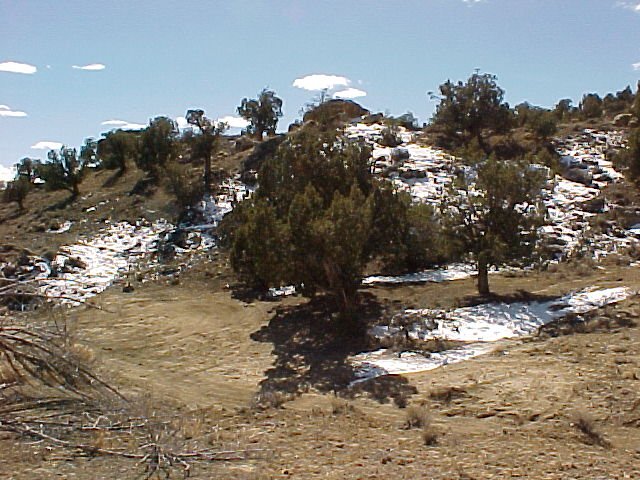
[0,316,268,478]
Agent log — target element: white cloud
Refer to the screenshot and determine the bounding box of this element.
[0,105,27,117]
[633,62,640,70]
[463,0,484,3]
[216,115,250,129]
[0,61,37,74]
[31,141,63,150]
[618,1,640,12]
[0,164,15,183]
[293,74,350,91]
[72,63,106,71]
[101,119,145,130]
[333,88,367,99]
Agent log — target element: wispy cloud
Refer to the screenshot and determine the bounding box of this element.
[293,74,350,91]
[617,1,640,12]
[72,63,106,71]
[333,88,367,99]
[463,0,484,4]
[0,61,37,75]
[633,62,640,70]
[31,141,63,150]
[0,105,28,118]
[101,119,145,130]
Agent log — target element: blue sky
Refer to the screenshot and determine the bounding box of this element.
[1,0,640,170]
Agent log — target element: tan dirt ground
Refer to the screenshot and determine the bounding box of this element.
[1,260,639,479]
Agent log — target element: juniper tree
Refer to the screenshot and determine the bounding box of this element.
[185,109,226,193]
[226,127,411,329]
[442,156,546,295]
[237,88,283,140]
[137,116,177,179]
[37,146,87,198]
[2,176,30,210]
[431,72,512,148]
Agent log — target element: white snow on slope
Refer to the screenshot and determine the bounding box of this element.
[351,287,632,382]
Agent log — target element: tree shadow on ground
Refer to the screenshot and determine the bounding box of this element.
[460,289,560,308]
[250,292,417,406]
[44,194,76,211]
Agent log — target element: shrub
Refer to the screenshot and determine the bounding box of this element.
[162,162,204,210]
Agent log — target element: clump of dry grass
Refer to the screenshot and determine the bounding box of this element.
[252,387,291,410]
[429,385,466,404]
[330,396,354,415]
[405,405,430,429]
[571,411,610,448]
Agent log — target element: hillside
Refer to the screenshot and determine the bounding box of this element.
[1,111,640,479]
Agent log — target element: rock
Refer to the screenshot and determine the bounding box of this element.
[390,147,410,163]
[122,283,135,293]
[613,113,633,127]
[629,118,639,129]
[562,167,593,186]
[580,196,605,213]
[362,113,385,124]
[303,99,370,124]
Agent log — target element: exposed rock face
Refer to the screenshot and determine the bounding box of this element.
[302,99,369,124]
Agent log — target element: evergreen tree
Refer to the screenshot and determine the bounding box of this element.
[442,157,546,295]
[431,72,512,147]
[226,127,411,329]
[2,176,31,210]
[185,109,226,193]
[97,130,138,174]
[37,146,86,198]
[237,88,283,140]
[138,116,177,178]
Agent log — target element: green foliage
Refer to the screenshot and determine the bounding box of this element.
[624,128,640,178]
[162,162,205,210]
[36,146,87,198]
[454,137,486,165]
[237,88,283,139]
[579,93,603,119]
[137,117,177,177]
[2,176,31,210]
[97,130,139,173]
[442,157,546,294]
[226,128,411,322]
[554,99,576,121]
[185,109,226,193]
[431,72,512,145]
[379,123,402,147]
[14,157,40,182]
[633,82,640,119]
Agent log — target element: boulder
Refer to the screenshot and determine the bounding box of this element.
[303,99,370,124]
[580,196,606,213]
[613,113,633,127]
[562,167,593,186]
[390,147,410,163]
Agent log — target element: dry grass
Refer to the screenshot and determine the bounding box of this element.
[571,411,611,448]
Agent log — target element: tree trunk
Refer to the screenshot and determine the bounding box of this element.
[204,155,211,194]
[477,256,490,296]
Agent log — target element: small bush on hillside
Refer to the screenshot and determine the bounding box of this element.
[379,124,402,147]
[162,162,204,210]
[405,405,430,429]
[2,176,31,210]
